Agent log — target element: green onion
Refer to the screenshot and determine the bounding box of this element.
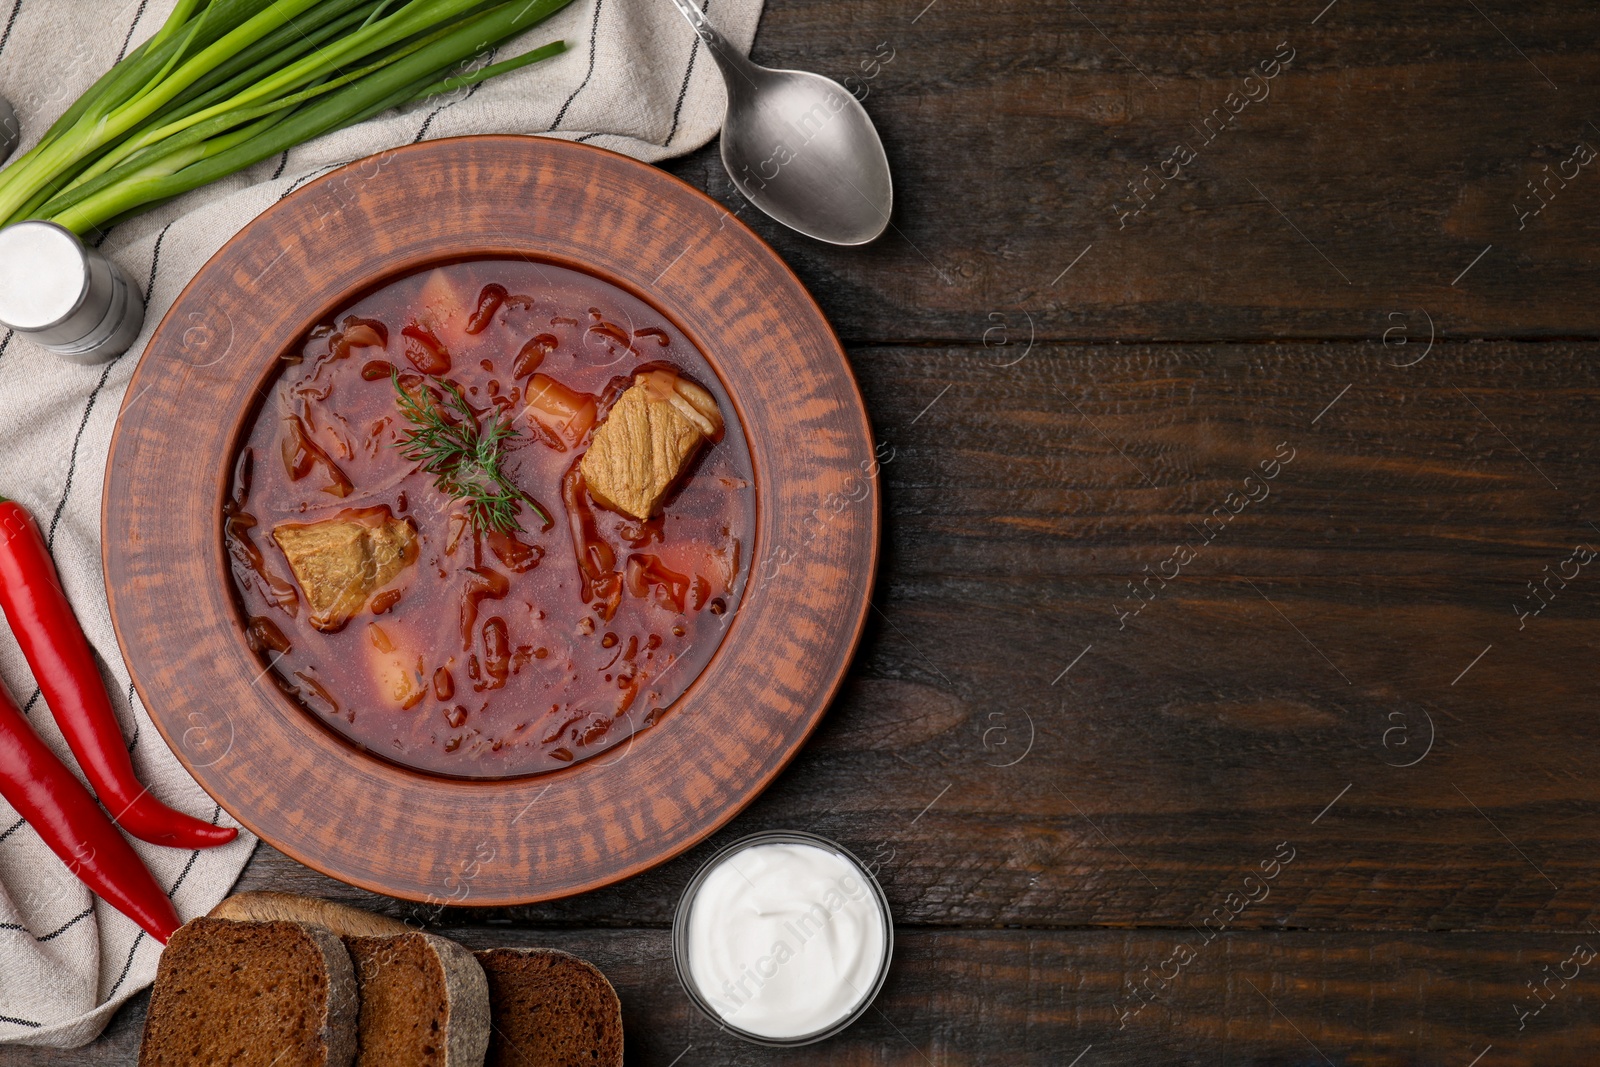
[0,0,574,236]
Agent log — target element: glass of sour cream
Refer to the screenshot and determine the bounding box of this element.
[672,830,894,1045]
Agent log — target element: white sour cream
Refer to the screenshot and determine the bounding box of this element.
[683,841,888,1040]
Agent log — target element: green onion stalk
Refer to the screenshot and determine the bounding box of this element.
[0,0,572,236]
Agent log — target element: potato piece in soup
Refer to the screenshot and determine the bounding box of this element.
[364,622,428,710]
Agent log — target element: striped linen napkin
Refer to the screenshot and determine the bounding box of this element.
[0,0,761,1047]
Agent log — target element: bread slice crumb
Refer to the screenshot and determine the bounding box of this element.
[475,948,623,1067]
[139,918,358,1067]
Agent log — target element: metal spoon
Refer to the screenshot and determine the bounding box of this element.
[665,0,893,246]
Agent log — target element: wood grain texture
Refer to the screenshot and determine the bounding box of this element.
[146,341,1600,942]
[10,928,1599,1066]
[100,137,878,904]
[12,0,1600,1061]
[662,0,1600,344]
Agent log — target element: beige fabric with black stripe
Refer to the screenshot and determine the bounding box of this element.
[0,0,761,1047]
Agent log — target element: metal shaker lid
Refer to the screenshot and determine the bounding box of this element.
[0,221,92,331]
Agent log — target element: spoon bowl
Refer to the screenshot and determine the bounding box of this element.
[718,66,893,245]
[667,0,893,245]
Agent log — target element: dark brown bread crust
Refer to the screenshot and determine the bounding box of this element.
[209,891,411,938]
[474,948,623,1067]
[138,918,358,1067]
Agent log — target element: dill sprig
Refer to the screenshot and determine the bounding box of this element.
[391,370,550,534]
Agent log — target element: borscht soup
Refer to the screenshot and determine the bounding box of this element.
[224,259,753,777]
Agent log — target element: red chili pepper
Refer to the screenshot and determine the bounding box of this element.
[0,681,181,942]
[0,497,236,849]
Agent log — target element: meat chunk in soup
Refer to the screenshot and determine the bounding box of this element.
[579,370,723,521]
[272,507,418,633]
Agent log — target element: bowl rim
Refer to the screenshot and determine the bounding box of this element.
[102,134,881,904]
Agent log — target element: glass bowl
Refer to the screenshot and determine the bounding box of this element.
[671,829,895,1046]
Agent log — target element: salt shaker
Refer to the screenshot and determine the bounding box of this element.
[0,221,146,364]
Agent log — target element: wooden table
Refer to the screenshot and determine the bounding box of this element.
[12,1,1600,1063]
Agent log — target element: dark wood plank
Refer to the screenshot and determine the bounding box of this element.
[15,1,1600,1059]
[8,928,1598,1065]
[664,2,1600,343]
[185,340,1600,936]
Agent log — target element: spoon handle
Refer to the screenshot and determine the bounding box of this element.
[663,0,760,87]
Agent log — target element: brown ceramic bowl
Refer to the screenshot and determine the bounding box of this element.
[102,136,879,905]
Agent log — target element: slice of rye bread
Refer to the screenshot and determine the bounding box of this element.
[210,893,490,1067]
[344,932,490,1067]
[138,918,358,1067]
[475,948,624,1067]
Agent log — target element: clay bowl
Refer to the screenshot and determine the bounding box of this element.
[102,136,878,905]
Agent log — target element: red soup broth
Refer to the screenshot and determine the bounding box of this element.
[225,259,753,777]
